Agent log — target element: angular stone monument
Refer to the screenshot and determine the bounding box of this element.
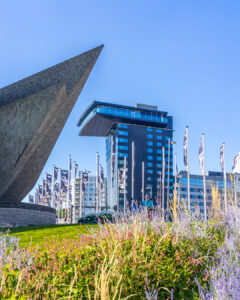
[0,44,103,225]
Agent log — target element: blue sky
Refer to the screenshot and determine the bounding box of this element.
[0,0,240,200]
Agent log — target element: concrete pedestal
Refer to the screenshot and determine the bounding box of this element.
[0,202,56,226]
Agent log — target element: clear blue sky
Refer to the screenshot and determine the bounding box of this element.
[1,0,240,200]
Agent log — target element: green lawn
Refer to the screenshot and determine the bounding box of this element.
[0,224,97,248]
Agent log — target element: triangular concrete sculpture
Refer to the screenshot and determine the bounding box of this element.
[0,45,103,204]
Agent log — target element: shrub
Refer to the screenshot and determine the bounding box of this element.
[0,210,226,299]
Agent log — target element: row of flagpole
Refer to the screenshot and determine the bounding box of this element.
[29,153,106,223]
[29,128,240,221]
[115,126,240,219]
[183,126,240,220]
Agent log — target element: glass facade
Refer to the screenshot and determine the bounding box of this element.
[79,101,173,211]
[178,171,240,216]
[106,116,173,210]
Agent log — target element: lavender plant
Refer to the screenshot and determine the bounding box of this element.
[197,207,240,300]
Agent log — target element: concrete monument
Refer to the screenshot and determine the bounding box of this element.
[0,45,103,225]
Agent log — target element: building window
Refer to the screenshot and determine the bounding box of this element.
[156,156,162,161]
[147,177,153,181]
[118,124,128,128]
[147,162,153,167]
[147,148,153,153]
[147,170,153,174]
[157,136,162,140]
[118,145,128,150]
[147,156,153,160]
[147,134,153,139]
[156,129,162,133]
[118,130,128,136]
[156,149,162,154]
[156,163,162,168]
[147,141,153,146]
[118,138,128,143]
[147,128,153,132]
[157,142,162,146]
[118,153,128,157]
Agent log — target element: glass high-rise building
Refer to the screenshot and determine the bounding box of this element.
[78,101,174,210]
[178,171,240,216]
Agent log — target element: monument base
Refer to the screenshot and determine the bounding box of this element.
[0,202,56,226]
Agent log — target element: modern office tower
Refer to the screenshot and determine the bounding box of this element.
[72,175,108,223]
[177,171,240,216]
[78,101,174,210]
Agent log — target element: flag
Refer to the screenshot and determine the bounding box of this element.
[46,174,52,199]
[69,156,72,183]
[100,165,104,191]
[38,185,43,203]
[35,189,39,204]
[55,183,60,205]
[118,168,125,189]
[183,127,189,171]
[69,185,72,202]
[82,172,88,192]
[220,144,225,172]
[29,194,34,203]
[74,162,78,178]
[111,137,115,178]
[54,167,58,183]
[43,180,46,199]
[198,135,204,175]
[60,170,68,196]
[232,152,240,174]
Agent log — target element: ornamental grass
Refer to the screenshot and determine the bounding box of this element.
[0,205,231,300]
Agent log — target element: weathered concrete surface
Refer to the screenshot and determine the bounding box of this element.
[0,203,56,226]
[0,45,103,204]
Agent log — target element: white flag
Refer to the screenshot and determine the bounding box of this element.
[220,144,225,172]
[232,152,240,174]
[183,126,189,171]
[198,135,204,175]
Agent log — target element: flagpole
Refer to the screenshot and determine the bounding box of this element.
[79,171,82,218]
[110,135,114,210]
[202,134,207,221]
[186,126,190,212]
[58,168,61,222]
[115,138,118,210]
[167,139,171,214]
[162,146,165,218]
[124,156,127,213]
[234,174,237,207]
[66,156,70,222]
[159,171,162,208]
[142,161,145,204]
[52,165,55,209]
[174,153,177,200]
[96,152,99,213]
[131,141,135,207]
[223,143,227,214]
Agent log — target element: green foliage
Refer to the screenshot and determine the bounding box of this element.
[0,218,225,299]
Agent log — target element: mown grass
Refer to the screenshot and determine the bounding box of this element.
[0,224,97,248]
